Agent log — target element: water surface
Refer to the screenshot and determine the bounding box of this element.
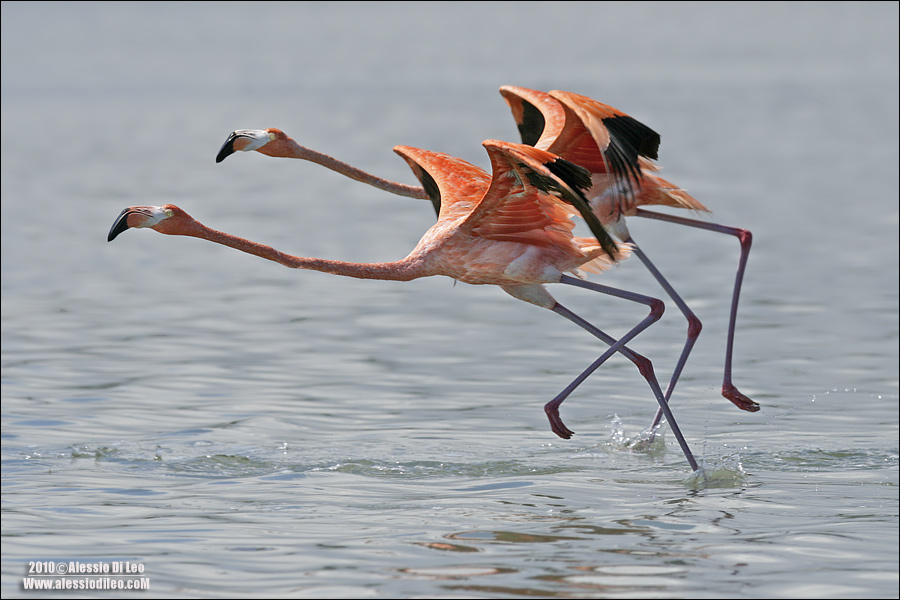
[2,2,897,598]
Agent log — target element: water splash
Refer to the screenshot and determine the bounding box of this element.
[605,417,749,488]
[685,452,748,489]
[605,415,666,456]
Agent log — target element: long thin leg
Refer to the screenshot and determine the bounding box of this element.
[635,209,758,421]
[624,236,701,405]
[551,275,698,472]
[548,301,659,439]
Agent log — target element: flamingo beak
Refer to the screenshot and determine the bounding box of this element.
[108,207,135,241]
[107,207,155,242]
[216,130,274,163]
[107,208,135,242]
[215,131,242,163]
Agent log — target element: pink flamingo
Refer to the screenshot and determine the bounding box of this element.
[498,86,757,429]
[111,139,700,471]
[214,91,756,438]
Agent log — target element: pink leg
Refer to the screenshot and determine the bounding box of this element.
[550,275,698,472]
[634,209,758,434]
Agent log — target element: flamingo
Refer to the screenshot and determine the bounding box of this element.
[213,95,755,441]
[498,86,758,429]
[109,139,700,471]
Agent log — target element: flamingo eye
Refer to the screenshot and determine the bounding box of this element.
[165,209,174,218]
[268,132,277,141]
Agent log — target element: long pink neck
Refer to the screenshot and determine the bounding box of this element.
[282,140,429,200]
[176,219,426,282]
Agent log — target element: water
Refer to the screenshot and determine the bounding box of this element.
[2,2,897,597]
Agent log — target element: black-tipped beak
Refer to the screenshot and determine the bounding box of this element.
[215,131,240,163]
[107,208,134,242]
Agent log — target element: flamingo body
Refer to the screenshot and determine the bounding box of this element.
[499,86,757,414]
[391,144,621,305]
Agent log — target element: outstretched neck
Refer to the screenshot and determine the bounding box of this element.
[280,140,429,200]
[175,219,426,282]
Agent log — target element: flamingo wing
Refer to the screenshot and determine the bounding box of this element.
[392,146,492,223]
[549,90,661,196]
[498,86,566,150]
[394,141,618,260]
[469,140,620,260]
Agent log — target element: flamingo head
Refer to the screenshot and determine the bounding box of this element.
[107,204,194,242]
[215,128,289,163]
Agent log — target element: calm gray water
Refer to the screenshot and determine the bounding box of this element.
[2,2,897,598]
